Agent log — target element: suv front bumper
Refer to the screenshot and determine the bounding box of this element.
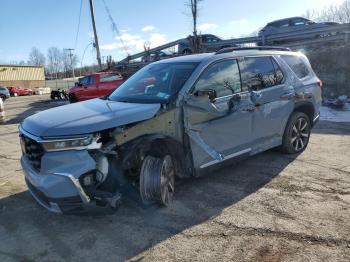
[21,150,97,214]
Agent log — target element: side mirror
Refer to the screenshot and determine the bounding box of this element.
[194,89,217,102]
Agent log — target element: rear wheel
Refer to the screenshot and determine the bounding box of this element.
[281,112,311,154]
[140,154,175,206]
[0,95,6,101]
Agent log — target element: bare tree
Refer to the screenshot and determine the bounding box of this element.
[28,47,46,66]
[47,47,62,75]
[61,50,79,78]
[304,0,350,23]
[185,0,203,53]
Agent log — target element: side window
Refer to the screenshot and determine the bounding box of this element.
[90,76,96,84]
[272,58,284,85]
[281,55,310,79]
[241,57,282,91]
[100,74,122,83]
[79,76,90,85]
[195,60,242,98]
[292,18,307,26]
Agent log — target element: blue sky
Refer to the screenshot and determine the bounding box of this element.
[0,0,344,65]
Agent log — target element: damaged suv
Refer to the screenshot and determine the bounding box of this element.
[20,47,322,213]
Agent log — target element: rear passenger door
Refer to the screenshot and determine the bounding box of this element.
[240,56,294,152]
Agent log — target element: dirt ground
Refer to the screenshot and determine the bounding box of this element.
[0,95,349,262]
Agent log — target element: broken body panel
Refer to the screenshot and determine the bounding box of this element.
[20,50,321,213]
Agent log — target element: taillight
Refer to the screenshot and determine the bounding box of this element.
[317,80,323,89]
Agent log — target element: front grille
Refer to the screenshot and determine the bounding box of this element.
[21,134,44,171]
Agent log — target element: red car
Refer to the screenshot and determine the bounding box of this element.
[8,86,33,96]
[68,72,124,103]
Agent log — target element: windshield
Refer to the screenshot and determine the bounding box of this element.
[108,62,198,103]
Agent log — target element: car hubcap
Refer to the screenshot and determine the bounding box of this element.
[160,155,175,205]
[291,117,309,151]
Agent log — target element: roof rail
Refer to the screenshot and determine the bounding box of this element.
[215,46,291,55]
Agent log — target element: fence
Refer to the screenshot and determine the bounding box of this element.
[45,78,76,91]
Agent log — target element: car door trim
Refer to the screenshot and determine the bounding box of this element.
[200,148,251,169]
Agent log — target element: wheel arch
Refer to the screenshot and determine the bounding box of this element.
[293,101,315,126]
[119,134,191,179]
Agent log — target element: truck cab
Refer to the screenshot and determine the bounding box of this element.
[68,72,124,102]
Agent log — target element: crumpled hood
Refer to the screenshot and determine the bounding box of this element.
[22,98,160,137]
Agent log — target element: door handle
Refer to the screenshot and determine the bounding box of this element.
[280,92,294,100]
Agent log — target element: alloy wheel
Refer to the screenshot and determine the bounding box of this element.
[160,155,175,206]
[290,117,310,152]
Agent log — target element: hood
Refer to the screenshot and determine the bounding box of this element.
[22,98,160,137]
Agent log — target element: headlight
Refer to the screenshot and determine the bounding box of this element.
[41,135,101,151]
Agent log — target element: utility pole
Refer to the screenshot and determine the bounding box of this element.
[89,0,102,70]
[64,48,75,79]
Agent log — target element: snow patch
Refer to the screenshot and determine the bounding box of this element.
[320,103,350,122]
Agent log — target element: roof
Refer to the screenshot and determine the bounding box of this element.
[154,48,296,65]
[266,17,310,26]
[154,53,213,64]
[0,65,45,81]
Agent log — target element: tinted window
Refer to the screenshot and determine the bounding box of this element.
[241,57,282,91]
[270,20,290,28]
[272,59,284,84]
[195,60,242,98]
[100,74,122,83]
[281,55,310,79]
[79,76,91,85]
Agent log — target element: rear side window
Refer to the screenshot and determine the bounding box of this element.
[281,55,310,79]
[195,59,242,97]
[240,57,284,91]
[100,74,123,83]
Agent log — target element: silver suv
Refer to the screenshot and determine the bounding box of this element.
[20,47,322,213]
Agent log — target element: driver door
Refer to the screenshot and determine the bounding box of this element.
[183,59,256,169]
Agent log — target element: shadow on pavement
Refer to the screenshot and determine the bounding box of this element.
[4,99,67,125]
[0,150,296,261]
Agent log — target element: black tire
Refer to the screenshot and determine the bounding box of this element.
[140,154,175,206]
[281,112,311,154]
[0,95,6,102]
[68,94,78,103]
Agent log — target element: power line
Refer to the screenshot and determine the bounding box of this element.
[101,0,129,56]
[74,0,83,50]
[64,48,76,79]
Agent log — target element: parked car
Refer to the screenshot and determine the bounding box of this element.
[8,86,33,96]
[178,34,237,54]
[0,86,10,101]
[33,87,51,95]
[68,72,124,103]
[20,47,322,213]
[259,17,339,43]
